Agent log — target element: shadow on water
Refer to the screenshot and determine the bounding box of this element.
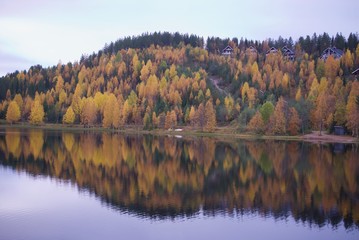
[0,128,358,229]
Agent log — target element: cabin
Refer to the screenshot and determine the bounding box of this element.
[266,47,278,55]
[282,46,295,61]
[320,47,343,60]
[221,45,234,56]
[246,46,258,55]
[334,126,345,135]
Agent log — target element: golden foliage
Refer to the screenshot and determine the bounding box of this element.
[80,97,97,126]
[346,81,359,136]
[6,101,21,124]
[29,99,44,125]
[63,106,75,124]
[270,97,287,135]
[204,100,216,132]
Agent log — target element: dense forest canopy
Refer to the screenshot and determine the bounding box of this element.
[0,31,358,135]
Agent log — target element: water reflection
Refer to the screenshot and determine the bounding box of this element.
[0,128,358,229]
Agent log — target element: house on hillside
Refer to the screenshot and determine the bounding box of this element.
[246,46,258,55]
[282,46,295,61]
[266,47,278,55]
[320,47,344,60]
[334,126,345,135]
[222,45,234,56]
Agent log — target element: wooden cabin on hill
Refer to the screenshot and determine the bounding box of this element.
[282,46,295,61]
[246,46,258,55]
[320,47,343,60]
[221,45,234,56]
[266,47,278,55]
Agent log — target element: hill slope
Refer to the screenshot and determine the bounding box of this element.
[0,32,358,135]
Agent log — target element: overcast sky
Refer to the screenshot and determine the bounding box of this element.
[0,0,358,77]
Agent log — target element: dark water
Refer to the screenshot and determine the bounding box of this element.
[0,128,358,240]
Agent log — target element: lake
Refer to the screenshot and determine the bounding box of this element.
[0,128,358,240]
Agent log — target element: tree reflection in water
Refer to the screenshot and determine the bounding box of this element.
[0,128,358,229]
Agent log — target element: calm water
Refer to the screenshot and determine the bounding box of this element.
[0,128,358,240]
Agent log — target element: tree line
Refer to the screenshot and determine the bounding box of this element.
[0,32,358,135]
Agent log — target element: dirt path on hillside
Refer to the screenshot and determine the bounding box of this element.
[208,76,227,95]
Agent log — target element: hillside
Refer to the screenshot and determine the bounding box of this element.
[0,32,358,136]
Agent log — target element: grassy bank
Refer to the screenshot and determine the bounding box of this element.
[0,120,358,143]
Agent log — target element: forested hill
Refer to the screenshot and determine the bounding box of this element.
[1,32,359,136]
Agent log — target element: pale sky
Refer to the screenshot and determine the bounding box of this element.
[0,0,358,77]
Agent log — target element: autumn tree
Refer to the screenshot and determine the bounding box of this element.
[6,101,21,124]
[22,96,33,120]
[164,110,177,129]
[144,74,159,107]
[29,99,45,125]
[295,88,302,101]
[152,112,159,128]
[269,97,287,135]
[346,81,359,137]
[94,92,108,122]
[342,49,354,70]
[334,100,346,126]
[81,97,97,127]
[189,106,196,126]
[288,107,301,135]
[13,94,23,113]
[140,60,152,82]
[63,106,75,124]
[204,100,216,132]
[224,95,234,121]
[241,82,250,102]
[308,77,319,100]
[55,75,64,94]
[247,87,257,109]
[122,100,131,125]
[170,110,177,129]
[196,103,205,129]
[247,111,264,134]
[103,94,117,128]
[314,91,335,135]
[112,99,121,129]
[143,112,151,130]
[71,83,83,117]
[324,55,340,81]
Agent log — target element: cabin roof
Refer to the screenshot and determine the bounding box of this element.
[322,47,343,56]
[222,45,233,51]
[282,46,294,54]
[266,47,278,54]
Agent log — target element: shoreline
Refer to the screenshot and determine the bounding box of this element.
[0,121,358,144]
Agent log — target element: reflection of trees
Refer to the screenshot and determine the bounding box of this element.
[5,130,21,158]
[0,129,358,229]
